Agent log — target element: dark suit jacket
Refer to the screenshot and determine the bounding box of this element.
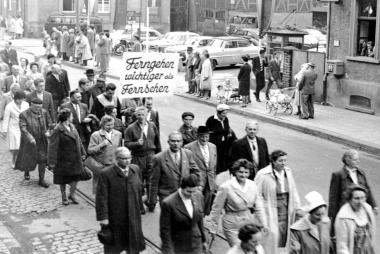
[61,102,89,142]
[45,73,70,102]
[26,91,56,122]
[328,167,377,222]
[124,121,161,156]
[268,59,282,81]
[148,149,200,206]
[251,56,268,76]
[229,136,269,179]
[184,141,217,192]
[298,69,318,95]
[160,191,206,254]
[0,48,18,67]
[147,109,160,130]
[205,115,230,146]
[3,75,28,92]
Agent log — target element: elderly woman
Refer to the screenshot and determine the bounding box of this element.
[293,63,308,116]
[48,108,86,205]
[1,90,29,168]
[78,29,92,66]
[328,149,377,228]
[87,115,122,194]
[290,191,331,254]
[255,150,301,254]
[209,159,266,247]
[335,185,376,254]
[238,54,252,107]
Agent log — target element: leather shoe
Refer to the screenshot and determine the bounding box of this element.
[62,198,69,206]
[309,116,314,119]
[24,172,30,180]
[300,117,309,120]
[294,111,301,116]
[68,195,79,204]
[38,180,49,188]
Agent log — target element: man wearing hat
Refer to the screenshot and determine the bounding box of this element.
[298,63,318,119]
[184,126,217,215]
[15,97,53,187]
[251,48,268,102]
[178,112,198,146]
[185,47,195,94]
[289,191,331,254]
[85,69,96,86]
[89,73,106,111]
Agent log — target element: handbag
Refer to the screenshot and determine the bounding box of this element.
[83,156,105,175]
[80,166,93,181]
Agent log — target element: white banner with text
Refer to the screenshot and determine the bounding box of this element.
[117,52,179,98]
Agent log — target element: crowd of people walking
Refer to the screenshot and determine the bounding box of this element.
[0,33,378,254]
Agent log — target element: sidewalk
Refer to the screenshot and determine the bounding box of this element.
[6,38,380,156]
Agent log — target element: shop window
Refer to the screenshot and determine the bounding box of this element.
[356,0,377,57]
[63,0,74,12]
[204,10,214,19]
[98,0,110,13]
[215,11,225,20]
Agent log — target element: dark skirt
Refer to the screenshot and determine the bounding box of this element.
[53,173,81,184]
[238,80,250,96]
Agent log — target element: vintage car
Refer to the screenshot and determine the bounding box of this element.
[202,36,260,68]
[143,31,200,52]
[164,36,214,53]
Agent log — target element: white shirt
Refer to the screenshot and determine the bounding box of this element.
[170,150,180,166]
[146,111,152,122]
[274,169,286,193]
[53,73,60,81]
[118,165,129,177]
[213,114,225,141]
[346,166,358,184]
[139,122,148,137]
[247,137,259,164]
[179,189,193,218]
[36,92,43,101]
[12,75,19,83]
[72,103,81,123]
[104,130,112,141]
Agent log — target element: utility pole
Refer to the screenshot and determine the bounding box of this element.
[138,0,143,39]
[76,0,80,30]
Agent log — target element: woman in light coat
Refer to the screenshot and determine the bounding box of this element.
[293,63,308,116]
[255,150,301,254]
[1,91,29,167]
[200,52,213,100]
[209,159,267,247]
[335,185,375,254]
[87,115,122,193]
[78,30,92,66]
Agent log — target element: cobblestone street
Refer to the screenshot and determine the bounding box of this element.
[0,136,103,254]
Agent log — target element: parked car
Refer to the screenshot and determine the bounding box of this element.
[202,36,260,68]
[164,36,214,53]
[110,27,162,45]
[301,28,326,51]
[143,31,200,52]
[230,28,266,46]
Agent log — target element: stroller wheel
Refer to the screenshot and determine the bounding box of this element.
[285,104,293,114]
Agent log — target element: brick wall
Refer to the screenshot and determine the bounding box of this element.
[281,49,293,87]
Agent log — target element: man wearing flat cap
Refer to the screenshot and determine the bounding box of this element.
[251,48,268,102]
[179,112,198,146]
[298,63,318,119]
[15,98,53,187]
[184,126,217,215]
[185,47,195,94]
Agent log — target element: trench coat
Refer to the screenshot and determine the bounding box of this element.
[61,31,69,53]
[78,34,92,61]
[255,164,301,254]
[15,108,52,172]
[48,123,86,184]
[67,33,75,57]
[200,58,213,90]
[334,203,376,254]
[1,101,29,150]
[96,164,146,254]
[289,215,331,254]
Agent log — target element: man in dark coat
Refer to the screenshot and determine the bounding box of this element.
[96,147,145,254]
[179,112,198,146]
[0,41,18,69]
[266,51,282,100]
[15,98,52,187]
[148,131,200,211]
[251,48,268,102]
[206,104,234,173]
[45,64,70,111]
[230,120,269,179]
[160,174,207,254]
[184,126,217,215]
[298,63,318,119]
[91,83,121,120]
[144,97,160,131]
[328,149,377,227]
[26,78,56,123]
[124,106,161,197]
[61,90,92,148]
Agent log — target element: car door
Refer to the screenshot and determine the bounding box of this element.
[222,40,239,65]
[238,39,259,60]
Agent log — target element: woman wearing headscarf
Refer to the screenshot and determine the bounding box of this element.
[255,150,301,254]
[293,63,308,116]
[335,185,376,254]
[209,159,266,247]
[48,108,86,205]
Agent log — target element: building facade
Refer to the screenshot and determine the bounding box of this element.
[327,0,380,114]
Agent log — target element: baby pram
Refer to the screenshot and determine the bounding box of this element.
[266,87,296,115]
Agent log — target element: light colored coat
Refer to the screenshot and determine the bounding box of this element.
[227,244,265,254]
[255,164,301,254]
[61,31,69,53]
[200,58,213,90]
[334,202,375,254]
[87,129,122,166]
[1,101,29,150]
[209,177,267,246]
[79,34,92,61]
[289,215,331,254]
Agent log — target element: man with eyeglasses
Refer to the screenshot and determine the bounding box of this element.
[96,147,146,254]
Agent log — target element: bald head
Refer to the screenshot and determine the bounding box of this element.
[245,120,259,139]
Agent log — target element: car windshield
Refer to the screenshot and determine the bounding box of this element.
[209,39,224,48]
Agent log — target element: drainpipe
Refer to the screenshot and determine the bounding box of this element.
[322,2,332,106]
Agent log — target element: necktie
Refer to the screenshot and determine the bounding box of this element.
[260,58,263,71]
[76,104,81,123]
[174,153,179,167]
[123,169,128,176]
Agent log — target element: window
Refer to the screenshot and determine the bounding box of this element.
[63,0,74,12]
[356,0,377,57]
[224,41,238,48]
[98,0,110,13]
[204,10,214,19]
[237,40,250,47]
[215,11,225,20]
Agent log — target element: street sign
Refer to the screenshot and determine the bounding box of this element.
[118,53,180,98]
